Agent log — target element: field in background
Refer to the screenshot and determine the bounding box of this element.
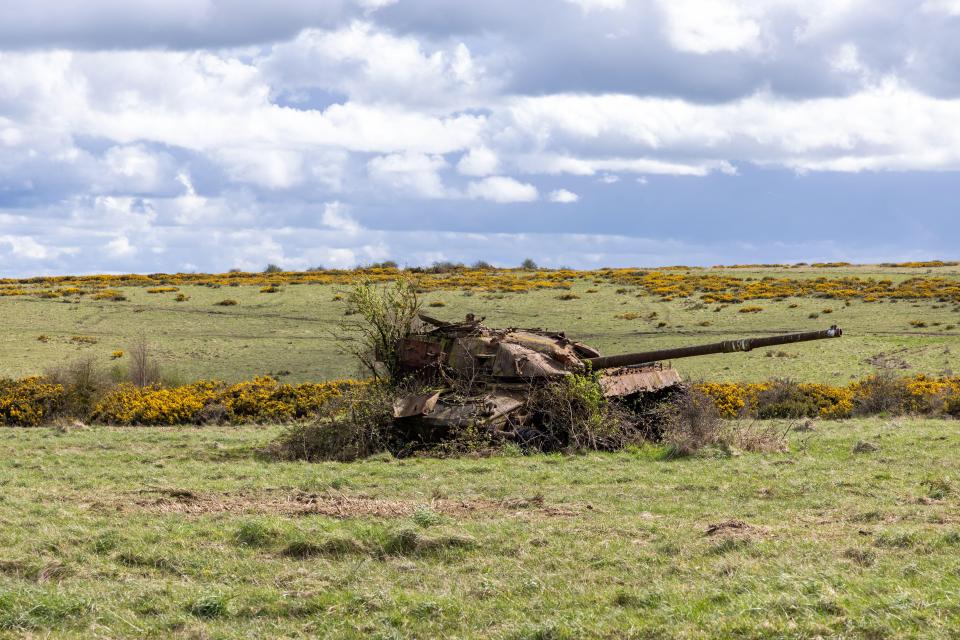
[1,418,958,637]
[2,263,959,384]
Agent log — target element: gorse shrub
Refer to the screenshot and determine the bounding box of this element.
[2,372,959,428]
[90,289,126,301]
[754,379,822,419]
[695,380,856,419]
[851,371,912,416]
[92,377,364,426]
[0,377,64,426]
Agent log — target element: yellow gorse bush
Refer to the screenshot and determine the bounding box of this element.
[91,377,366,426]
[0,373,957,426]
[0,377,65,426]
[693,376,957,420]
[695,382,770,418]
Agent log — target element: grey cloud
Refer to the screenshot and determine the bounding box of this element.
[0,0,358,50]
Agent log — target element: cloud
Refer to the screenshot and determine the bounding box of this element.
[216,148,304,190]
[261,22,495,107]
[320,201,362,233]
[566,0,627,11]
[922,0,960,14]
[0,234,68,260]
[457,146,499,177]
[506,87,960,173]
[105,235,135,258]
[0,0,365,50]
[367,152,449,198]
[466,176,539,203]
[548,189,579,203]
[657,0,761,54]
[1,1,960,275]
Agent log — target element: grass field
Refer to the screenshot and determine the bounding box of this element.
[2,264,959,385]
[1,418,959,638]
[2,264,960,638]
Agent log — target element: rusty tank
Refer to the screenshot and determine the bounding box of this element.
[391,313,842,444]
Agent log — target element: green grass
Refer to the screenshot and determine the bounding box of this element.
[0,419,958,637]
[2,263,959,384]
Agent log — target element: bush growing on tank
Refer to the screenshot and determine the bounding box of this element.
[338,278,421,380]
[528,374,642,452]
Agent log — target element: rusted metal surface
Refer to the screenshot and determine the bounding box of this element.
[599,367,683,397]
[393,391,441,418]
[586,326,843,370]
[398,337,444,370]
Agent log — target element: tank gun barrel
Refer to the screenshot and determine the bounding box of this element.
[585,326,842,370]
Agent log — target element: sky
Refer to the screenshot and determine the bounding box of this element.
[1,0,959,276]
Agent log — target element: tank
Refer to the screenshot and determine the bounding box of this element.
[391,313,842,442]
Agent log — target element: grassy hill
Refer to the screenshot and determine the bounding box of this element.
[1,263,958,384]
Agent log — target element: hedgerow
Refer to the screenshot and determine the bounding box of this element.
[0,373,958,427]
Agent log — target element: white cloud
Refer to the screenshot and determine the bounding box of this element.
[320,201,362,233]
[0,49,484,157]
[517,154,724,177]
[598,174,620,184]
[548,189,579,203]
[467,176,539,203]
[101,145,166,191]
[261,22,493,107]
[508,87,960,173]
[657,0,762,54]
[356,0,399,11]
[829,43,863,74]
[367,152,450,198]
[457,146,499,177]
[215,148,304,190]
[105,235,135,258]
[566,0,627,11]
[0,235,64,259]
[921,0,960,15]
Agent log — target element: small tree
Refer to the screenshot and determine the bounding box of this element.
[520,258,538,270]
[128,335,161,387]
[339,279,422,379]
[263,264,283,274]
